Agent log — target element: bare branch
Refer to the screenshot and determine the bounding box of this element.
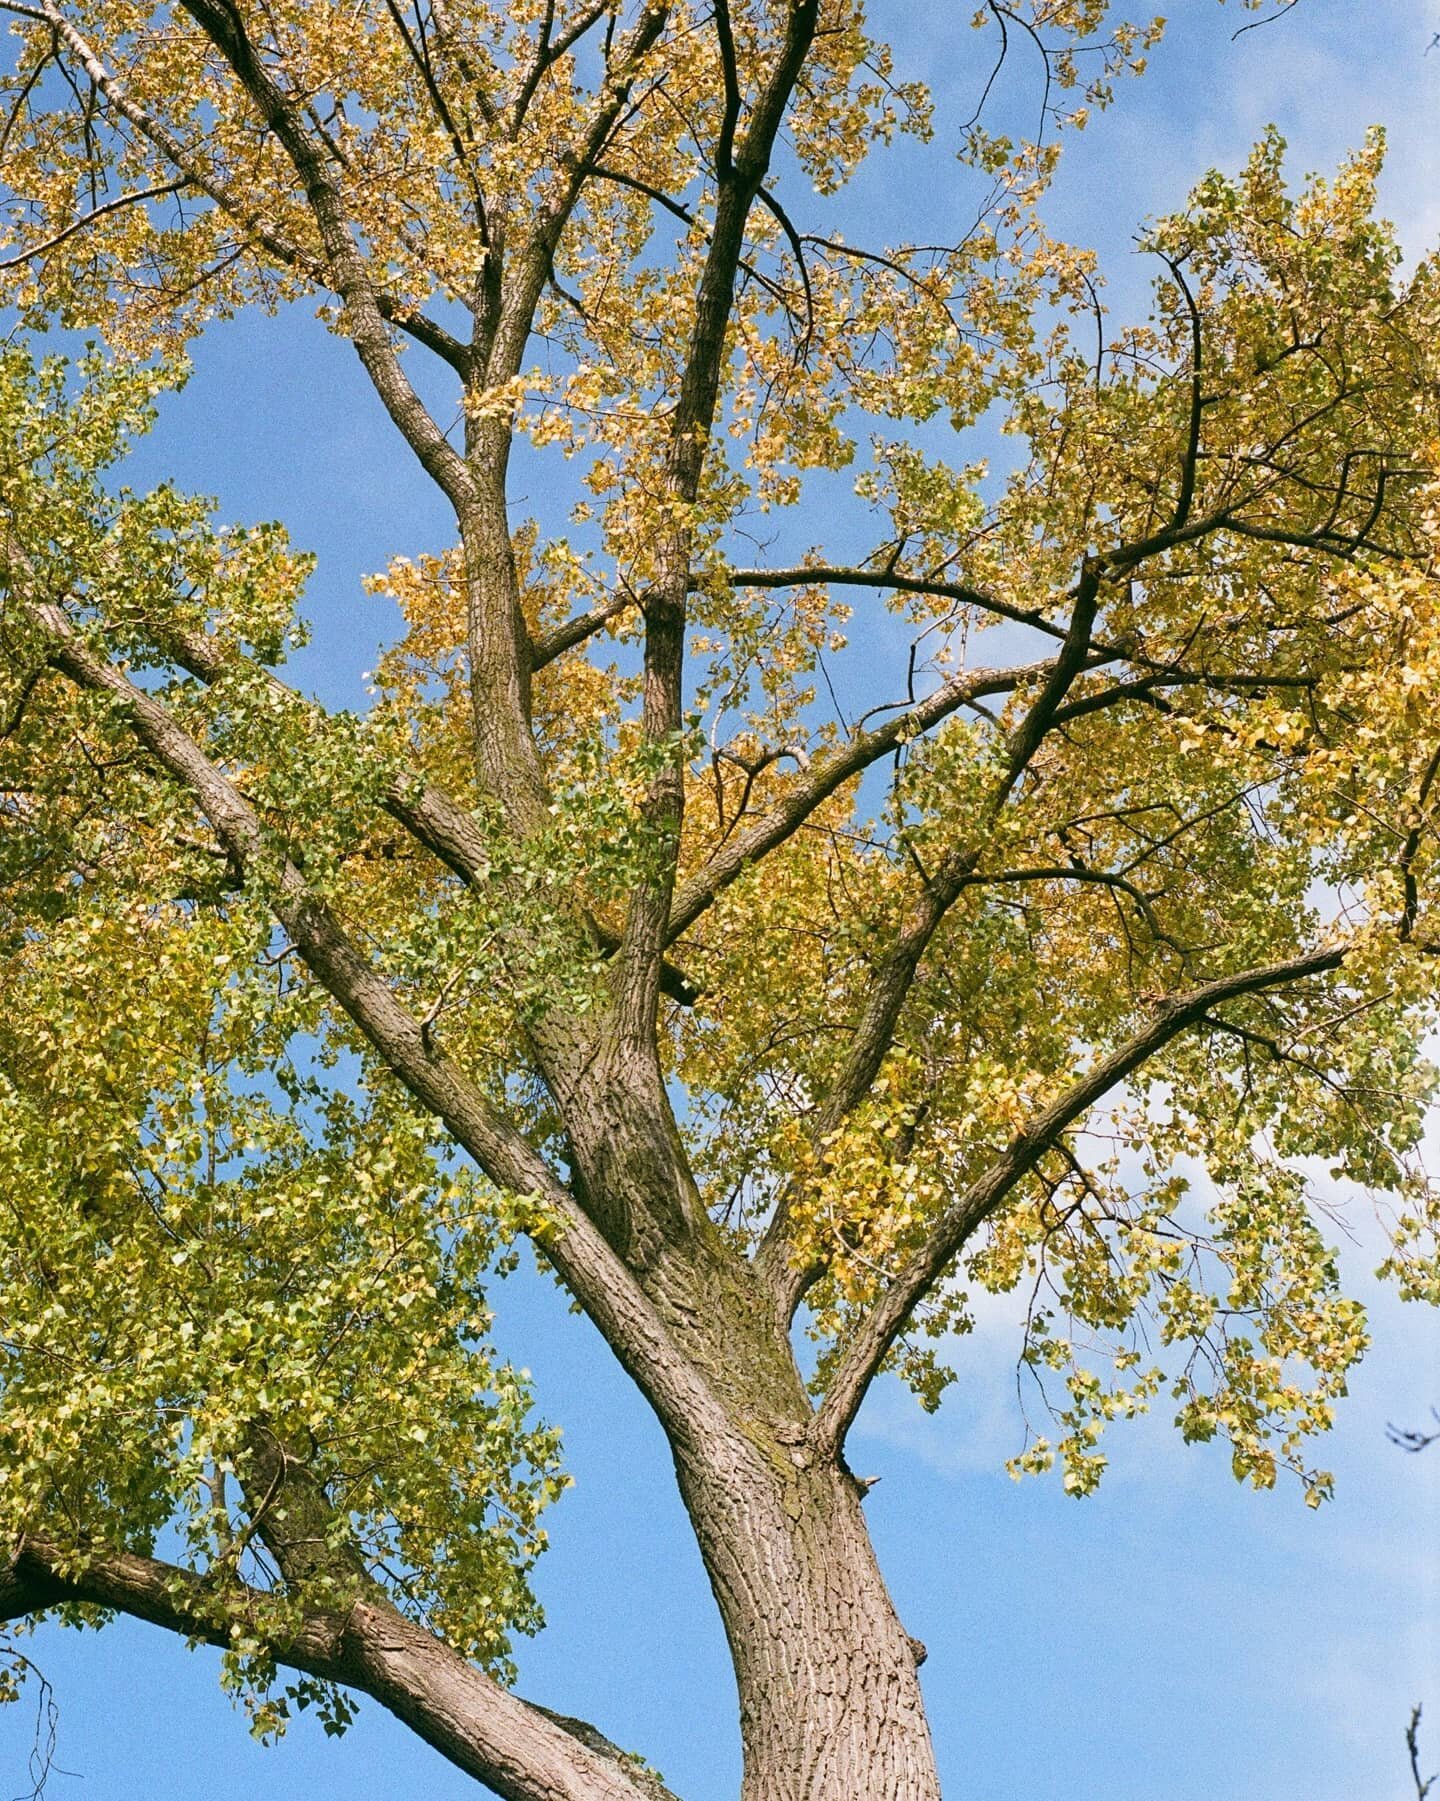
[1387,1408,1440,1455]
[1232,0,1301,41]
[1409,1705,1437,1801]
[531,593,635,668]
[710,0,742,180]
[724,563,1071,642]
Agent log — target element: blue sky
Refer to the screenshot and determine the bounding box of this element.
[5,3,1440,1797]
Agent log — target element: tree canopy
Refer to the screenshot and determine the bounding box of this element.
[1,4,1438,1798]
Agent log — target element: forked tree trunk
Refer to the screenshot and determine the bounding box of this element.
[559,1127,946,1801]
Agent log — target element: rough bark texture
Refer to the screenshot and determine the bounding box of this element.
[1,1540,677,1801]
[0,9,946,1793]
[620,1248,940,1801]
[675,1426,938,1801]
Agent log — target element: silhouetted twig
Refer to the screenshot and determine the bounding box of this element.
[1,1645,60,1801]
[1387,1408,1440,1454]
[1410,1706,1436,1800]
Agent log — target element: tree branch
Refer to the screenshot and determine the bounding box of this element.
[1408,1705,1436,1801]
[1,1538,679,1801]
[993,558,1103,794]
[384,774,699,1005]
[710,0,742,181]
[0,176,188,271]
[955,862,1176,947]
[611,0,820,1035]
[810,945,1347,1458]
[758,570,1109,1293]
[530,593,635,669]
[175,0,477,508]
[381,0,492,241]
[427,0,501,130]
[666,656,1062,945]
[20,4,470,372]
[453,4,673,853]
[1158,253,1204,537]
[755,181,813,354]
[488,1,671,380]
[509,0,612,138]
[724,562,1070,642]
[587,165,789,307]
[754,507,1354,1281]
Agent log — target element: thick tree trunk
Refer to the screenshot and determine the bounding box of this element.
[673,1429,939,1801]
[558,1130,943,1801]
[630,1257,940,1801]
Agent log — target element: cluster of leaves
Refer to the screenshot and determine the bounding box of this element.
[0,348,565,1714]
[666,133,1440,1494]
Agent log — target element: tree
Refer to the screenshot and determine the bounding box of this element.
[1,3,1438,1796]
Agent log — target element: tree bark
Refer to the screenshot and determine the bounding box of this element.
[672,1413,940,1801]
[628,1251,941,1801]
[0,1540,677,1801]
[15,580,943,1801]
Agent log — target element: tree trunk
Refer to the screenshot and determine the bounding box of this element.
[571,1155,944,1801]
[670,1404,940,1801]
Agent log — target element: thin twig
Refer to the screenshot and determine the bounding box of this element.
[0,178,188,271]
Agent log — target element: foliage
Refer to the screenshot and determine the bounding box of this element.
[0,346,566,1711]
